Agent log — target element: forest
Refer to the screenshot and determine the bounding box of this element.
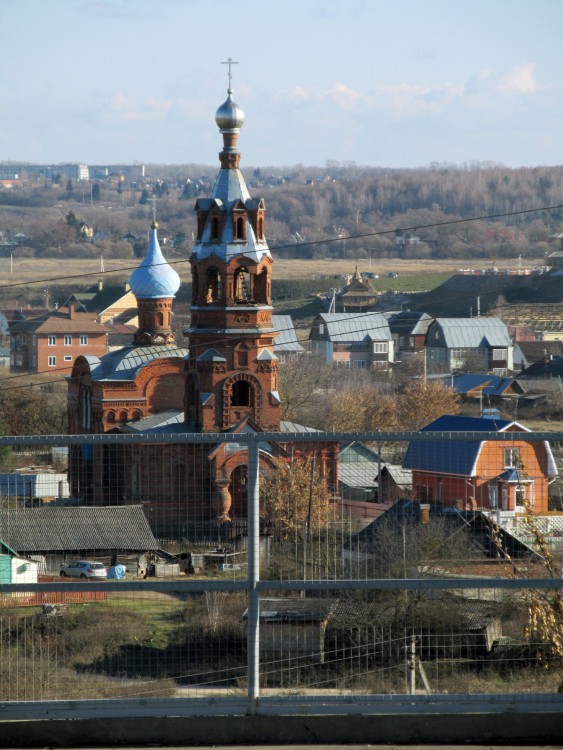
[0,162,561,263]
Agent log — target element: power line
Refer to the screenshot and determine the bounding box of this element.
[0,203,561,291]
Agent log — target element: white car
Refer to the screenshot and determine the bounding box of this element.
[59,560,107,579]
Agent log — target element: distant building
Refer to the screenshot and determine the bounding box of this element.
[8,300,111,374]
[425,318,513,375]
[335,267,378,313]
[387,310,433,358]
[403,414,557,513]
[310,312,394,370]
[272,314,305,360]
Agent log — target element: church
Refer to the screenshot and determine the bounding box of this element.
[68,82,338,538]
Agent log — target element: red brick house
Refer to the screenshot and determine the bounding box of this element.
[402,414,557,514]
[9,301,111,374]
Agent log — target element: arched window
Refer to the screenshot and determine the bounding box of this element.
[231,380,252,407]
[156,311,164,326]
[106,411,116,424]
[257,216,264,239]
[234,216,245,241]
[118,410,128,423]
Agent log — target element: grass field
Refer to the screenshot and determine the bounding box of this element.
[0,256,529,292]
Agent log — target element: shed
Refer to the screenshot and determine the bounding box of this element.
[243,597,337,662]
[0,505,158,574]
[0,540,38,584]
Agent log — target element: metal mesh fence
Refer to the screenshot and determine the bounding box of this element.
[1,430,562,706]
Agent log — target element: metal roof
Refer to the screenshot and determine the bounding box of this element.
[432,318,512,348]
[315,313,392,343]
[272,315,305,353]
[118,409,185,433]
[403,414,557,478]
[0,505,158,554]
[338,462,379,489]
[86,344,188,381]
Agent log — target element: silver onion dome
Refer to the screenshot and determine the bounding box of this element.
[215,91,245,131]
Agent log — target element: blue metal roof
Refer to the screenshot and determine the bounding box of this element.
[129,224,181,299]
[452,374,517,397]
[402,414,514,477]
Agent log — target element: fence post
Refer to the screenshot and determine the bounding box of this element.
[246,435,260,713]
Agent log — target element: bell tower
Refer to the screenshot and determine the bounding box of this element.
[184,74,280,433]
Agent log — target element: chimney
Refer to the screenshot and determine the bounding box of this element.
[69,299,75,320]
[98,279,103,292]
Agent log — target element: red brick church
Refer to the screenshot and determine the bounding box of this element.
[68,83,338,537]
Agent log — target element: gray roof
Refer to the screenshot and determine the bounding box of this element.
[388,311,433,336]
[382,464,412,488]
[272,315,305,353]
[280,420,321,433]
[315,313,392,343]
[251,597,336,623]
[338,462,378,489]
[432,318,511,348]
[0,505,158,553]
[119,409,185,433]
[83,344,188,381]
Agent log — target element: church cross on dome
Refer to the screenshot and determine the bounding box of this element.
[149,196,159,223]
[221,57,238,92]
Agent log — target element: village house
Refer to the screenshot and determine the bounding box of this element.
[425,317,513,375]
[402,414,557,513]
[387,310,433,359]
[310,312,394,370]
[8,300,112,374]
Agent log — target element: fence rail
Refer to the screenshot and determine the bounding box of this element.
[1,429,563,743]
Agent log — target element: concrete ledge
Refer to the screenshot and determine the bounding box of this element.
[2,713,563,747]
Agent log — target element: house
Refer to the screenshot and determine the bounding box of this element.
[69,280,139,327]
[0,505,158,575]
[514,340,563,370]
[272,314,305,360]
[310,312,394,370]
[343,499,541,570]
[8,300,112,374]
[0,540,37,584]
[517,355,563,380]
[402,414,557,513]
[0,471,69,505]
[338,441,379,502]
[450,374,525,403]
[425,318,513,375]
[243,597,336,663]
[387,310,433,358]
[335,267,379,313]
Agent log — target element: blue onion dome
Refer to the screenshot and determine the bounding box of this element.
[215,90,245,131]
[129,221,181,299]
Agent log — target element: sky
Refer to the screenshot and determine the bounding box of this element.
[0,0,562,169]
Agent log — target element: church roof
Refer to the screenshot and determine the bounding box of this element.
[129,222,181,299]
[83,344,188,381]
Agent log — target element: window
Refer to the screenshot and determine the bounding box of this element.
[492,348,507,360]
[32,335,36,346]
[64,335,72,345]
[504,447,520,468]
[408,336,414,347]
[79,335,88,345]
[353,360,367,369]
[399,336,405,346]
[318,323,324,335]
[64,355,73,362]
[48,335,56,346]
[373,342,388,353]
[374,360,388,370]
[48,356,56,367]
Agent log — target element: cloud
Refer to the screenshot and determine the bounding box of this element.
[466,63,540,97]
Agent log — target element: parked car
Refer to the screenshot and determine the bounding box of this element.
[59,560,107,579]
